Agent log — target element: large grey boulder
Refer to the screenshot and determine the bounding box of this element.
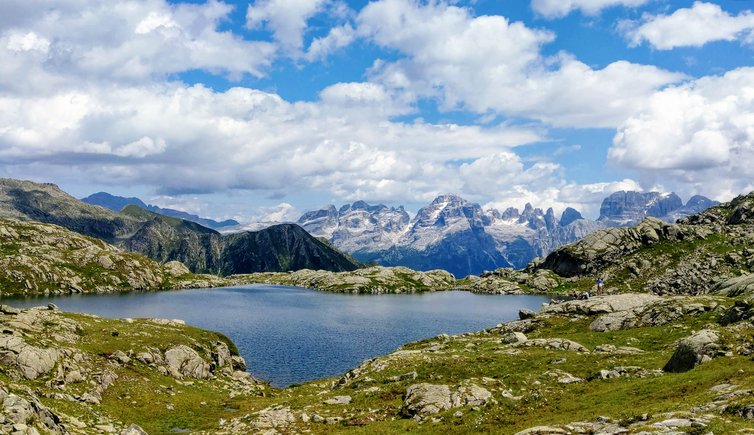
[164,345,210,379]
[0,335,59,380]
[538,217,667,277]
[663,329,721,372]
[250,406,296,431]
[501,332,528,344]
[402,383,492,418]
[542,294,662,317]
[715,274,754,296]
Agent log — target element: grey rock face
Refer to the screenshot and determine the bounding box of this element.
[663,329,720,372]
[0,387,66,434]
[164,345,211,379]
[598,191,682,226]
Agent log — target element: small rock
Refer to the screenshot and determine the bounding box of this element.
[324,395,352,405]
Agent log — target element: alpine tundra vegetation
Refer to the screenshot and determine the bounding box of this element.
[0,190,753,433]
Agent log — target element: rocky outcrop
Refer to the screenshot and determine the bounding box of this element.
[718,298,754,325]
[0,218,173,295]
[0,387,66,434]
[541,294,663,316]
[538,218,669,277]
[402,383,492,419]
[165,345,211,379]
[470,268,560,294]
[0,335,59,380]
[588,297,717,332]
[715,274,754,297]
[251,266,456,294]
[663,329,721,372]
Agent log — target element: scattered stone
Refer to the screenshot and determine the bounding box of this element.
[110,350,130,365]
[324,395,352,405]
[387,371,418,383]
[514,338,589,353]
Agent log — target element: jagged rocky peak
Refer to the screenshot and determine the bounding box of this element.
[559,207,583,226]
[299,204,338,221]
[500,207,520,220]
[544,207,557,230]
[339,200,383,214]
[518,203,546,229]
[412,194,485,229]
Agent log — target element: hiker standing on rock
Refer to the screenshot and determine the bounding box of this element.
[597,277,604,295]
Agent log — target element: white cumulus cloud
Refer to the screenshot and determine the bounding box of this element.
[247,0,326,54]
[609,67,754,201]
[357,0,683,128]
[621,2,754,50]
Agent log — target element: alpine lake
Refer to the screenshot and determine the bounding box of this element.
[1,285,549,387]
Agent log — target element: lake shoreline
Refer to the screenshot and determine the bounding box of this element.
[0,284,549,387]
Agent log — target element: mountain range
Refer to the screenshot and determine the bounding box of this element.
[69,186,720,278]
[296,191,718,278]
[81,192,239,230]
[0,179,359,275]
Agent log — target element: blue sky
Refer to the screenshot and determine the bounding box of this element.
[0,0,752,221]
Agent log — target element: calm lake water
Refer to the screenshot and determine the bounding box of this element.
[1,285,548,387]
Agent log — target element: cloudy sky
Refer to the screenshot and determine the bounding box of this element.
[0,0,752,222]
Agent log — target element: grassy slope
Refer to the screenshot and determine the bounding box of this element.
[3,294,753,434]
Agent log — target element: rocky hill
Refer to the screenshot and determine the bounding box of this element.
[535,191,754,297]
[244,266,456,294]
[82,192,239,230]
[0,179,360,275]
[0,218,233,296]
